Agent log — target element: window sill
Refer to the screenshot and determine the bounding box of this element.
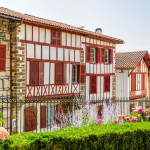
[104,91,110,93]
[90,92,97,94]
[72,82,79,84]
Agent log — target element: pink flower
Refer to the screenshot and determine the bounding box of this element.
[146,108,150,111]
[119,115,125,119]
[148,115,150,118]
[138,114,141,116]
[131,118,138,122]
[0,127,9,142]
[134,110,139,113]
[114,120,119,124]
[96,119,102,125]
[125,117,131,122]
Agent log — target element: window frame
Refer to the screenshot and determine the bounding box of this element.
[90,47,96,63]
[72,65,77,83]
[51,30,61,46]
[105,49,109,63]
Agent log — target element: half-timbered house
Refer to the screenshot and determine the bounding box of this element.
[116,51,150,114]
[0,7,124,132]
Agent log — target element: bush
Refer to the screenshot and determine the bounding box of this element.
[1,122,150,150]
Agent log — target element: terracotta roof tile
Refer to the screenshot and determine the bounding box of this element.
[0,7,124,43]
[116,50,148,69]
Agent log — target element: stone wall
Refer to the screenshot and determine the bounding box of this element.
[0,17,11,99]
[11,22,25,100]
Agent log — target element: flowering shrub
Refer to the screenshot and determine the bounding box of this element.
[0,126,9,142]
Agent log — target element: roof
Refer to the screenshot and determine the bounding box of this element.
[116,50,149,69]
[0,7,124,44]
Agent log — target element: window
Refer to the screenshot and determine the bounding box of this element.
[90,47,96,63]
[30,62,44,85]
[0,45,6,71]
[52,31,61,45]
[73,65,77,83]
[90,76,96,93]
[104,76,110,92]
[72,65,86,83]
[105,49,109,63]
[131,73,136,91]
[101,48,113,64]
[86,46,100,63]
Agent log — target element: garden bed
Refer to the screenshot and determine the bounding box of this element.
[1,122,150,150]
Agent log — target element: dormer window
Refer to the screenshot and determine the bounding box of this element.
[52,31,61,45]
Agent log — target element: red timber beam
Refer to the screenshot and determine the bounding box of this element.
[82,42,115,49]
[21,19,124,44]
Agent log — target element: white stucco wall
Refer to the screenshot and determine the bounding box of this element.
[116,69,129,99]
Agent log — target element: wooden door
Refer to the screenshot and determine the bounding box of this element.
[41,106,46,128]
[25,106,37,132]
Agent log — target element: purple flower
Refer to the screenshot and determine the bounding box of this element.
[143,111,147,115]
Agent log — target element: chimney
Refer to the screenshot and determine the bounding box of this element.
[95,28,102,34]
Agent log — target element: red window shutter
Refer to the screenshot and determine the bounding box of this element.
[109,49,113,64]
[90,76,96,93]
[31,62,39,85]
[0,45,6,71]
[25,107,37,132]
[131,74,136,91]
[97,105,103,118]
[77,65,80,83]
[96,47,101,63]
[137,61,141,72]
[56,63,63,84]
[104,76,110,92]
[141,74,145,90]
[101,48,105,63]
[86,46,90,62]
[39,62,44,85]
[80,65,86,83]
[63,64,67,84]
[40,106,46,128]
[56,104,62,125]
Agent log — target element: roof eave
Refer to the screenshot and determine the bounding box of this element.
[21,19,124,44]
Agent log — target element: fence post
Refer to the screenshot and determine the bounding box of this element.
[2,94,3,126]
[16,94,17,133]
[7,94,8,132]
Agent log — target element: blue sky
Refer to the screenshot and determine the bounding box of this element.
[1,0,150,53]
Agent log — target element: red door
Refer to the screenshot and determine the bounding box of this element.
[25,106,37,132]
[97,105,103,119]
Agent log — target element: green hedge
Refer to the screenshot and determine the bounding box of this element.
[1,122,150,150]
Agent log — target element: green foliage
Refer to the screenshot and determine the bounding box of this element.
[0,103,4,126]
[1,122,150,150]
